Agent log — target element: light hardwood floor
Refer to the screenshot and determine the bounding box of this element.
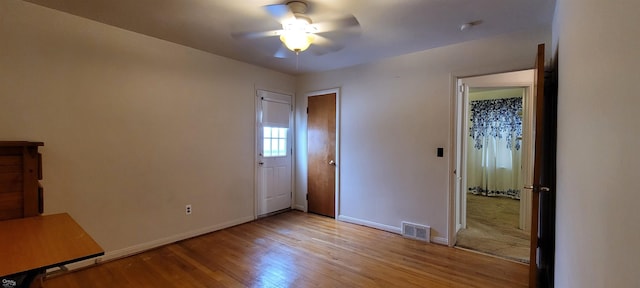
[45,211,527,287]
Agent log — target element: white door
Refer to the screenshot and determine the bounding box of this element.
[256,90,292,216]
[455,80,468,232]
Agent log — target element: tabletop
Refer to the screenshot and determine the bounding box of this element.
[0,213,104,277]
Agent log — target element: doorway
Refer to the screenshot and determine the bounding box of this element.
[451,70,535,263]
[306,90,338,218]
[256,90,293,217]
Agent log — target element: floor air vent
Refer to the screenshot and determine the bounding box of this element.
[401,222,430,242]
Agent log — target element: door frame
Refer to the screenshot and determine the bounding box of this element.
[304,88,340,217]
[254,88,295,219]
[448,70,535,246]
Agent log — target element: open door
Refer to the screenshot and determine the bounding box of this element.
[452,70,535,247]
[528,43,557,287]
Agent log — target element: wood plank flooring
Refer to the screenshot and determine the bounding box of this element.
[44,211,527,287]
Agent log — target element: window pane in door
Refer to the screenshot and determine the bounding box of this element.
[279,139,286,155]
[262,126,288,157]
[263,139,271,156]
[271,139,278,155]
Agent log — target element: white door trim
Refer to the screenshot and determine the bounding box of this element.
[448,70,535,246]
[304,88,340,217]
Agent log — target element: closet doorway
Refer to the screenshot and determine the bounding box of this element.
[451,70,535,263]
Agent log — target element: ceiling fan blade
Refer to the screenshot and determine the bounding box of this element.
[274,45,291,58]
[311,35,344,55]
[231,29,282,40]
[312,16,360,34]
[264,4,296,24]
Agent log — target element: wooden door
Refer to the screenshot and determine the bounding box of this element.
[257,90,293,216]
[307,93,336,218]
[529,43,557,287]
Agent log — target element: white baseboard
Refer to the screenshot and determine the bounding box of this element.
[293,204,306,211]
[337,215,402,234]
[337,215,448,245]
[48,215,254,274]
[431,237,448,245]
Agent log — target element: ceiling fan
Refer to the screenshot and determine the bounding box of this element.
[232,1,361,58]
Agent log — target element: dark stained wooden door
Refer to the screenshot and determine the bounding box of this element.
[529,43,557,287]
[307,93,336,218]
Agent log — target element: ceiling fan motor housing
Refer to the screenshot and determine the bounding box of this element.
[287,1,308,14]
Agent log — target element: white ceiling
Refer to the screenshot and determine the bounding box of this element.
[24,0,556,75]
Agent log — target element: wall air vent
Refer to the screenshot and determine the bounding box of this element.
[401,221,431,242]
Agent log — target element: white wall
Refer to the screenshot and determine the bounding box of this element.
[295,28,550,243]
[553,0,640,286]
[0,0,294,257]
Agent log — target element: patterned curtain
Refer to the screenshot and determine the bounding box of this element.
[467,97,523,199]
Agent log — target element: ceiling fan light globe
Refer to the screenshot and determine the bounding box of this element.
[280,32,314,52]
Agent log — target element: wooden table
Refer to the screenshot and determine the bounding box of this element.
[0,213,104,287]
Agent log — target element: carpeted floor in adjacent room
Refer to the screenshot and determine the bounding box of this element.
[455,193,530,263]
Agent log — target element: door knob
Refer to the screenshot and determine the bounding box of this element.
[329,160,336,166]
[258,161,264,166]
[524,185,550,192]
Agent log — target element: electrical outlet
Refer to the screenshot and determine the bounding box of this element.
[185,204,192,215]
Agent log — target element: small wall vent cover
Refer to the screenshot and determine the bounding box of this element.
[401,221,431,242]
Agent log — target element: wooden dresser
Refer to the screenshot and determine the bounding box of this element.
[0,141,44,220]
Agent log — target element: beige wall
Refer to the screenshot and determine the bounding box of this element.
[0,0,294,255]
[554,0,640,286]
[295,28,550,243]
